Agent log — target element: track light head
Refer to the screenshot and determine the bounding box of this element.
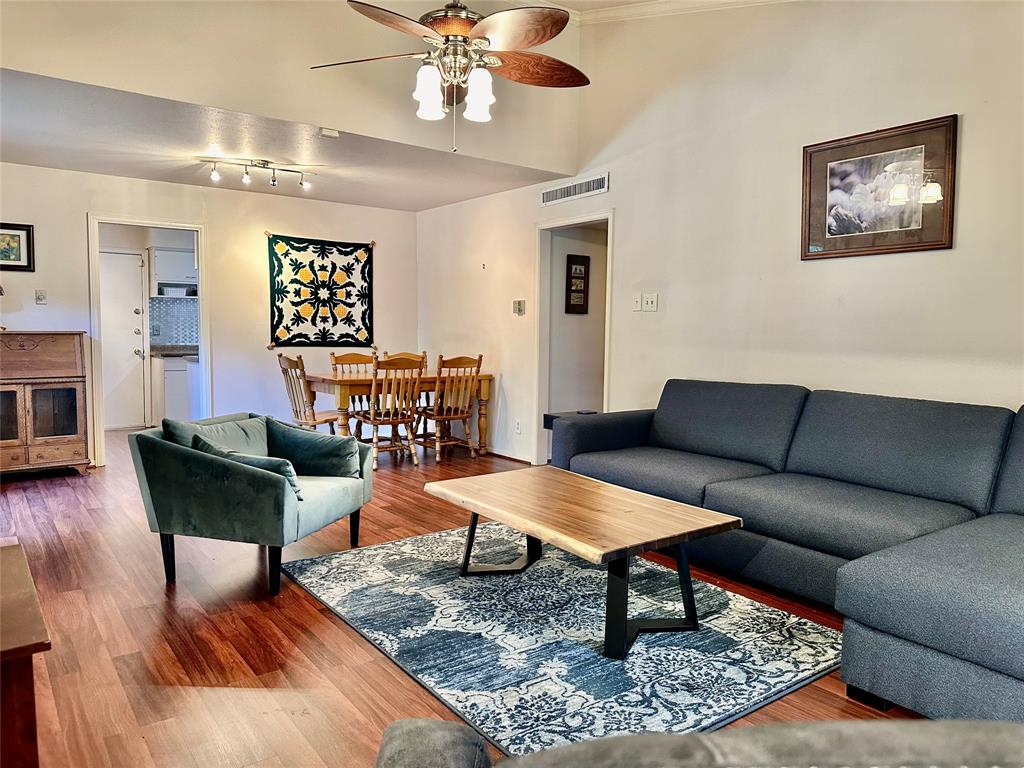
[209,163,221,182]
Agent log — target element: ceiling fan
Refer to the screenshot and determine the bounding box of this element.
[312,0,589,124]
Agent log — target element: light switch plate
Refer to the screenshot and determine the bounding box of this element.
[642,292,659,312]
[34,289,47,305]
[632,293,642,312]
[512,299,526,316]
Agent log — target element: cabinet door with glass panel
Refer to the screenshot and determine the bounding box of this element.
[0,384,27,447]
[25,382,86,445]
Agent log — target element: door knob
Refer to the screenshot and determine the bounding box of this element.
[133,308,143,315]
[133,328,142,335]
[133,348,145,359]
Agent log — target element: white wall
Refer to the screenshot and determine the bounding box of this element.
[549,226,607,413]
[99,223,195,252]
[0,1,581,175]
[1,163,417,444]
[418,1,1024,462]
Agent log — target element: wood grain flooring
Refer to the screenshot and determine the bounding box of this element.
[0,431,914,767]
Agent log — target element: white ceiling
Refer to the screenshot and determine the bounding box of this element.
[555,0,658,10]
[0,69,563,212]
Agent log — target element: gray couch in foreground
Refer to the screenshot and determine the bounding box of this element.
[552,380,1023,719]
[375,718,1024,768]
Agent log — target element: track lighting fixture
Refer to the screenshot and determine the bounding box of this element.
[197,157,319,192]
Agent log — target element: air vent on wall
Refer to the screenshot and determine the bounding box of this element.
[540,172,609,206]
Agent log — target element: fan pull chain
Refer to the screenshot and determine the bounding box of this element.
[451,83,458,153]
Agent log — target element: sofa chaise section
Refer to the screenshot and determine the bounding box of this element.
[694,390,1013,604]
[552,380,808,505]
[836,406,1024,719]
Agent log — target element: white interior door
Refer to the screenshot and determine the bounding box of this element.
[100,251,149,429]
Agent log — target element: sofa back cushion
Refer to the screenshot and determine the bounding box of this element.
[992,407,1024,514]
[647,380,809,471]
[162,414,269,455]
[786,391,1012,512]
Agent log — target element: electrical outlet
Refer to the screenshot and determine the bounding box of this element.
[642,292,659,312]
[632,293,642,312]
[512,299,526,316]
[514,419,522,435]
[34,289,47,305]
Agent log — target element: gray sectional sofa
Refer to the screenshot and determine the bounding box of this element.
[551,379,1023,720]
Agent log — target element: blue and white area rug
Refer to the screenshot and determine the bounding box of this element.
[283,523,841,757]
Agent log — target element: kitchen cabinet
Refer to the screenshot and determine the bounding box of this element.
[150,248,198,296]
[161,356,201,421]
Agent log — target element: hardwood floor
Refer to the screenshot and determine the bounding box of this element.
[0,431,913,768]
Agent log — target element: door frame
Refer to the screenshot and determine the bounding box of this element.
[98,247,151,430]
[87,214,212,466]
[532,209,615,466]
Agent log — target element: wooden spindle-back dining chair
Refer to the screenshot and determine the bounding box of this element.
[352,352,426,470]
[384,350,432,435]
[414,354,483,462]
[330,351,375,439]
[277,353,340,433]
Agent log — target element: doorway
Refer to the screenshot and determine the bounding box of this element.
[535,213,613,464]
[89,217,209,465]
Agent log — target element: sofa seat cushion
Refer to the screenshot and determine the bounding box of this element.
[295,476,363,539]
[836,514,1024,681]
[703,473,974,560]
[569,446,772,506]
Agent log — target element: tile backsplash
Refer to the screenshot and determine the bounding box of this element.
[149,297,199,345]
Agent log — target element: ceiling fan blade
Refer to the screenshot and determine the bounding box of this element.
[489,51,589,88]
[470,7,569,51]
[311,52,425,70]
[347,1,442,41]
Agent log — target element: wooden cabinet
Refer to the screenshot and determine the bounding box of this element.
[0,332,89,474]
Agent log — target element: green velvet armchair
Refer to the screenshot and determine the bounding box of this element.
[129,413,372,595]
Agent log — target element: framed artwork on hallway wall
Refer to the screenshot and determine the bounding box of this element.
[0,223,35,272]
[268,233,374,347]
[565,254,590,314]
[801,114,958,260]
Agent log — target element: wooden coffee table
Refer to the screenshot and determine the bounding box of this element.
[424,465,742,659]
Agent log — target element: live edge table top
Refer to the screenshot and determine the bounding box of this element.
[423,465,742,565]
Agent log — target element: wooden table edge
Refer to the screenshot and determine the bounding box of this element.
[423,469,743,565]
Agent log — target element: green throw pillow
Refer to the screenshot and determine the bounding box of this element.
[191,434,303,499]
[265,417,362,478]
[163,415,269,455]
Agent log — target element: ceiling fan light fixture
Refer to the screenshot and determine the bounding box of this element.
[464,66,495,122]
[416,98,447,121]
[412,63,442,102]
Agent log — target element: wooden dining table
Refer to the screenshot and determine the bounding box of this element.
[304,371,495,453]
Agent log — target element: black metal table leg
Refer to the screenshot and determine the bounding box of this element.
[460,513,543,576]
[602,544,701,659]
[604,555,630,659]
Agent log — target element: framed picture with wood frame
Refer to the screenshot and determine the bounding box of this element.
[801,115,957,261]
[0,223,35,272]
[565,254,589,314]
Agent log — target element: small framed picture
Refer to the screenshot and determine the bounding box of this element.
[565,254,590,314]
[0,223,35,272]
